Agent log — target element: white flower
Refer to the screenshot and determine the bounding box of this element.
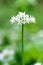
[10,16,16,24]
[34,62,42,65]
[29,15,36,23]
[10,12,36,25]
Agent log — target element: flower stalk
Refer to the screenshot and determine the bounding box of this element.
[22,24,24,65]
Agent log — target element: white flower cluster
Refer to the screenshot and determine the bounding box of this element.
[10,12,36,25]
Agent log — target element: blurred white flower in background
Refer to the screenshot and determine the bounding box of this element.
[3,49,9,56]
[0,49,14,61]
[4,63,9,65]
[10,12,36,25]
[3,49,14,57]
[27,0,37,5]
[31,30,43,41]
[34,62,42,65]
[0,53,4,61]
[38,30,43,38]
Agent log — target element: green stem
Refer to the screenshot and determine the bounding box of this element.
[22,24,24,65]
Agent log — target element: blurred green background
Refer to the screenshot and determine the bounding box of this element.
[0,0,43,65]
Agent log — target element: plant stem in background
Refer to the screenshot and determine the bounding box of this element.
[22,24,24,65]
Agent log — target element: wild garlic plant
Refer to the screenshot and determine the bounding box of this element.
[10,12,36,65]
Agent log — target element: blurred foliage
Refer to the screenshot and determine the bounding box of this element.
[15,52,22,65]
[0,0,43,65]
[0,61,2,65]
[2,36,10,46]
[25,58,37,65]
